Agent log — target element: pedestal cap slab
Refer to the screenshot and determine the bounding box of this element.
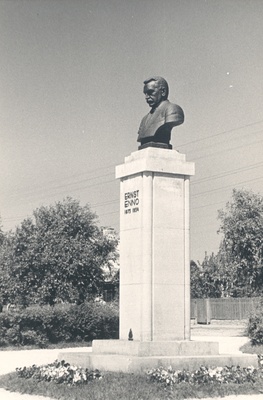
[116,147,195,179]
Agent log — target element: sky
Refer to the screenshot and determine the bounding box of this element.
[1,0,263,262]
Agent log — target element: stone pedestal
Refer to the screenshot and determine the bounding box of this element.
[58,148,258,371]
[58,341,258,372]
[116,147,194,341]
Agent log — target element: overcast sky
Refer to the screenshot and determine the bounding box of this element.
[1,0,263,262]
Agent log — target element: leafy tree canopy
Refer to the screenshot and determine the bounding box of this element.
[191,189,263,298]
[217,188,263,296]
[0,198,118,306]
[0,217,5,246]
[190,255,222,299]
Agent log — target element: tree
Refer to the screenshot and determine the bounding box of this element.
[190,255,222,298]
[217,188,263,297]
[190,260,203,298]
[0,198,118,306]
[0,217,5,247]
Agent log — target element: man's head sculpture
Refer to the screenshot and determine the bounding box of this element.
[138,76,184,149]
[143,76,169,107]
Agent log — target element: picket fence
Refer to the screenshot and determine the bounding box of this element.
[191,297,261,323]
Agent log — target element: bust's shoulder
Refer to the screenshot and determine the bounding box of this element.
[162,100,184,124]
[162,100,183,113]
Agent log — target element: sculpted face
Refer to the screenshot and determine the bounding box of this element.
[143,80,166,109]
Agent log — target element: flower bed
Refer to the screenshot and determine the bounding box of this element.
[15,358,263,392]
[16,360,102,385]
[147,362,263,387]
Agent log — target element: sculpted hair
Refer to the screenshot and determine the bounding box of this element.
[143,76,169,99]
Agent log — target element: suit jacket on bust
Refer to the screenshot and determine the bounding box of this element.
[138,100,184,144]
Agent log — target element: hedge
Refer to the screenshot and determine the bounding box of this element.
[0,301,119,348]
[247,297,263,345]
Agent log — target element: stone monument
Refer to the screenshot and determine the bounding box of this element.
[58,77,257,372]
[117,77,192,343]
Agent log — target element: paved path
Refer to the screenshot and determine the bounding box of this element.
[0,389,54,400]
[0,347,91,376]
[191,335,250,355]
[0,347,91,400]
[0,338,262,400]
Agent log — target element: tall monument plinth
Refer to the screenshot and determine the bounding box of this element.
[116,147,194,342]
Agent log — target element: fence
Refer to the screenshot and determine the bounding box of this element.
[191,297,261,323]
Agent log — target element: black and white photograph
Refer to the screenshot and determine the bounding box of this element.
[0,1,263,399]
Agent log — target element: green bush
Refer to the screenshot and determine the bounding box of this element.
[41,305,73,343]
[247,298,263,345]
[21,330,48,348]
[73,302,119,341]
[5,326,20,345]
[0,301,119,348]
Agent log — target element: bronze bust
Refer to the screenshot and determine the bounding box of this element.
[137,76,184,149]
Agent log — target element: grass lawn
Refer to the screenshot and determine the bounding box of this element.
[241,342,263,355]
[0,370,263,400]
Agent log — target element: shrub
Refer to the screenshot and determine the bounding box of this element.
[5,326,20,345]
[73,302,119,341]
[41,305,73,343]
[0,301,119,348]
[247,298,263,345]
[21,330,48,348]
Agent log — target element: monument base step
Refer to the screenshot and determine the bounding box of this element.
[58,339,258,372]
[58,352,258,373]
[91,339,219,356]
